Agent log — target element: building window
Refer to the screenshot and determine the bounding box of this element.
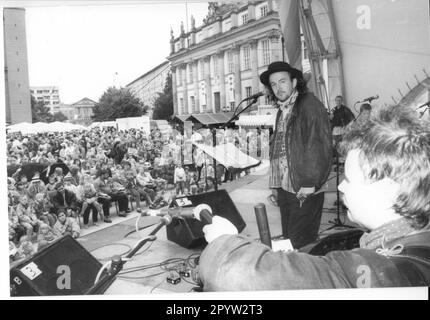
[37,90,42,94]
[230,101,235,110]
[260,5,268,17]
[177,69,182,86]
[190,96,196,113]
[189,64,193,82]
[262,39,271,66]
[245,86,252,98]
[213,55,219,76]
[202,104,207,113]
[200,60,204,79]
[241,13,249,25]
[180,98,184,114]
[227,51,234,74]
[243,46,251,70]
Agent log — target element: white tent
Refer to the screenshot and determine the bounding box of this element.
[6,121,88,134]
[193,142,260,170]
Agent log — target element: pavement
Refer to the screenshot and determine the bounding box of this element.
[78,159,357,295]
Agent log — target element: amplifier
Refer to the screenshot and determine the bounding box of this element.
[166,190,246,249]
[10,235,102,296]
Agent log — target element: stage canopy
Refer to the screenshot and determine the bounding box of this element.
[193,142,261,170]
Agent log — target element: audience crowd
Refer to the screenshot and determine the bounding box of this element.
[7,125,267,263]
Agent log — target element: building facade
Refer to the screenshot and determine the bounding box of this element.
[4,8,32,125]
[126,61,170,118]
[71,97,97,124]
[167,1,284,116]
[30,86,61,112]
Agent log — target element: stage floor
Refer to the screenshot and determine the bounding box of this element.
[77,162,355,296]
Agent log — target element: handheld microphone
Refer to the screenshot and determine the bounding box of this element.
[254,203,272,248]
[356,95,379,103]
[161,204,214,225]
[148,215,172,237]
[244,92,264,101]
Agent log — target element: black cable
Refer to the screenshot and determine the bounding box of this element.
[89,243,132,257]
[123,221,160,238]
[117,271,167,280]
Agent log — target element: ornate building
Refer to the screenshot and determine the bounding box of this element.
[71,97,97,125]
[126,61,170,118]
[168,1,284,116]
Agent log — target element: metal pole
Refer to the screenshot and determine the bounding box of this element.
[281,36,285,62]
[212,127,218,191]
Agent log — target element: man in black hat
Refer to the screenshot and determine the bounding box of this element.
[259,61,332,249]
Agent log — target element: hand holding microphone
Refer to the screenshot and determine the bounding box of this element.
[202,216,238,243]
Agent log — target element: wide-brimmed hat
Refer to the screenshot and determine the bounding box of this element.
[259,61,302,86]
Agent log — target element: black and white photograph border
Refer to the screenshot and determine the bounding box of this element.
[1,0,429,301]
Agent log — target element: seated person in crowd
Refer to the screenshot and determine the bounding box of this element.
[37,222,59,250]
[78,175,103,227]
[53,210,80,239]
[45,174,58,192]
[31,193,56,227]
[26,173,47,200]
[53,167,65,182]
[69,165,82,186]
[64,172,79,195]
[15,195,39,237]
[94,169,129,221]
[9,206,25,244]
[50,181,79,216]
[135,166,156,207]
[198,105,430,290]
[121,160,143,213]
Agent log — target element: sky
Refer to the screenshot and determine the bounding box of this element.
[24,1,210,104]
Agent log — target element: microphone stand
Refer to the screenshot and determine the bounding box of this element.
[210,96,260,191]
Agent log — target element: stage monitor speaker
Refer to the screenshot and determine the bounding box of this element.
[166,189,246,249]
[10,235,102,296]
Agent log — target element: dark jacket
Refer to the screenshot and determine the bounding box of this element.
[270,93,332,192]
[51,189,78,213]
[198,231,430,291]
[331,105,355,128]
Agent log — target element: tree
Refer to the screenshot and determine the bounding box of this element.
[53,112,68,122]
[92,87,146,121]
[152,73,173,120]
[31,95,54,123]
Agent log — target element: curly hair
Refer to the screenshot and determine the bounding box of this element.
[340,105,430,229]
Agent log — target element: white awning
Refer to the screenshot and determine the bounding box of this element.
[236,114,276,127]
[193,142,260,170]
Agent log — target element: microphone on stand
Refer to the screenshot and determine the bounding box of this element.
[243,92,264,101]
[356,95,379,104]
[155,204,214,225]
